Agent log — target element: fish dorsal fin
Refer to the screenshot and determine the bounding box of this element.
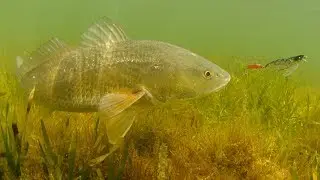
[80,17,128,49]
[16,37,68,78]
[30,37,67,61]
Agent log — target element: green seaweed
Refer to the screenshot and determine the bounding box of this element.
[0,57,319,179]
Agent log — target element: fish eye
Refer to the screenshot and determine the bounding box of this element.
[204,70,213,79]
[295,55,304,60]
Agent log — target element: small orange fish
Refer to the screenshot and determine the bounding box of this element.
[247,64,264,69]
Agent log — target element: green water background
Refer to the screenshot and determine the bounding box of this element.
[1,0,319,86]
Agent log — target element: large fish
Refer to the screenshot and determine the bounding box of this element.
[16,17,231,153]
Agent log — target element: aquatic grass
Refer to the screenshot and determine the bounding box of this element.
[0,103,29,179]
[67,133,77,180]
[38,119,63,179]
[0,56,320,178]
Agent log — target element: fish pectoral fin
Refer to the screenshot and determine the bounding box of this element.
[98,90,145,145]
[98,90,145,118]
[283,64,299,77]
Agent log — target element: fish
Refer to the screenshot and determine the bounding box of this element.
[16,16,231,158]
[247,55,307,77]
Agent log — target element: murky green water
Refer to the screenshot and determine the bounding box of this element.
[1,1,320,179]
[1,0,319,85]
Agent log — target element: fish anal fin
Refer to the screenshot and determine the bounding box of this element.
[104,111,136,145]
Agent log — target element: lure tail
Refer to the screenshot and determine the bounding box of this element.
[247,63,264,69]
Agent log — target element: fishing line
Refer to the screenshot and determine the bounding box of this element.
[114,0,121,20]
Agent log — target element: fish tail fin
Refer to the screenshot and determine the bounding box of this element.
[247,63,264,69]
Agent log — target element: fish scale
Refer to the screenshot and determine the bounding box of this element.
[45,43,159,111]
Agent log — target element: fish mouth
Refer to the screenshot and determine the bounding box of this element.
[214,75,231,92]
[302,56,308,62]
[205,72,231,94]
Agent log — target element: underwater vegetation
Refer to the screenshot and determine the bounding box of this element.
[0,56,319,179]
